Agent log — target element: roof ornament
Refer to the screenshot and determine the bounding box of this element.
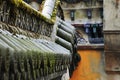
[42,0,56,19]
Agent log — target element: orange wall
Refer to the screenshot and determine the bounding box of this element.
[70,50,106,80]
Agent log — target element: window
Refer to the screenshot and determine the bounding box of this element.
[70,10,75,21]
[84,23,104,44]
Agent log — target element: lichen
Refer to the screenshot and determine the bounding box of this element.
[0,22,52,40]
[51,0,61,21]
[9,0,54,24]
[10,0,22,7]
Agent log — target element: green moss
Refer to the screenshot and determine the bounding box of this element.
[9,0,54,24]
[51,0,60,21]
[9,0,61,24]
[10,0,22,7]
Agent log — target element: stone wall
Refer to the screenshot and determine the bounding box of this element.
[104,0,120,80]
[61,1,103,24]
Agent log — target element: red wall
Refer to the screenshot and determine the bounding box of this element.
[70,50,106,80]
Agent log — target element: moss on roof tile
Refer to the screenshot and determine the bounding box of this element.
[10,0,55,24]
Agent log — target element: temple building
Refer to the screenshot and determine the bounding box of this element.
[61,0,120,80]
[0,0,120,80]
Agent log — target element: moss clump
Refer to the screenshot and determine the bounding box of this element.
[9,0,54,24]
[10,0,22,7]
[51,0,60,21]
